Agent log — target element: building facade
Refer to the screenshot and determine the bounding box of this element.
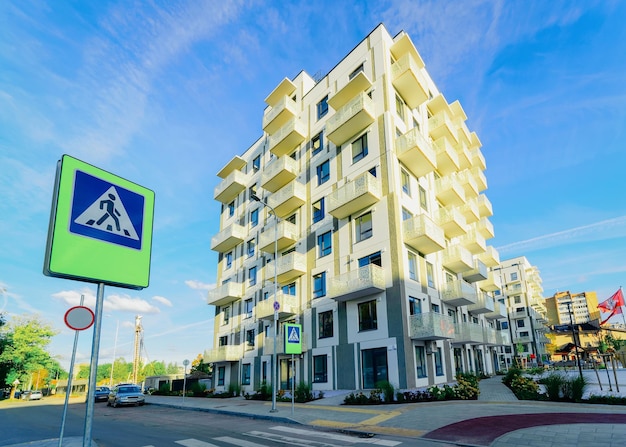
[206,24,508,394]
[545,291,600,326]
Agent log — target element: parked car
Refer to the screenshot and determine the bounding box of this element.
[107,384,145,408]
[28,390,43,400]
[94,386,111,402]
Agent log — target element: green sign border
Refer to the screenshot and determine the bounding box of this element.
[284,323,302,354]
[44,155,155,289]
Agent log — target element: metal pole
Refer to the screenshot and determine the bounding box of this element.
[109,320,119,388]
[566,301,583,380]
[271,211,278,413]
[83,283,105,447]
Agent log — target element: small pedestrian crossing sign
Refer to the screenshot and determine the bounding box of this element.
[284,323,302,354]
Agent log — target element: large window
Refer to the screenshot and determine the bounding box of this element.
[218,335,228,346]
[408,252,418,280]
[358,251,381,267]
[355,212,373,242]
[217,366,225,386]
[419,185,428,211]
[313,355,328,383]
[434,348,444,376]
[242,363,251,385]
[415,346,427,378]
[318,310,333,339]
[313,272,326,298]
[511,272,518,281]
[247,239,255,258]
[252,155,261,172]
[401,170,411,195]
[395,94,405,121]
[317,96,329,119]
[358,300,378,331]
[426,262,435,288]
[250,208,259,227]
[282,282,296,295]
[352,133,368,163]
[312,198,325,223]
[248,267,257,287]
[228,200,235,217]
[317,160,330,185]
[222,307,230,325]
[246,329,255,349]
[312,132,324,156]
[409,296,422,315]
[402,207,412,221]
[317,231,332,257]
[244,298,253,318]
[362,347,387,389]
[225,251,233,269]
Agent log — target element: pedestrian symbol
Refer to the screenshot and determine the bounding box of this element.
[288,326,300,343]
[284,323,302,354]
[74,186,139,240]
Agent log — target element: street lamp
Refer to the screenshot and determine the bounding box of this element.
[563,300,583,379]
[182,359,190,403]
[250,193,279,413]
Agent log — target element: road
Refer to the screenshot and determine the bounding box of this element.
[0,399,415,447]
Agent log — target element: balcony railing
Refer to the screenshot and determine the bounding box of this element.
[395,127,437,177]
[473,194,493,218]
[207,282,244,307]
[462,259,489,283]
[477,245,500,268]
[428,110,458,144]
[205,344,243,363]
[391,53,429,108]
[441,279,477,307]
[485,302,508,320]
[255,292,299,320]
[478,271,502,292]
[456,141,472,170]
[470,146,486,170]
[483,327,498,346]
[442,244,473,273]
[453,322,484,345]
[433,137,460,176]
[213,170,248,204]
[260,155,298,193]
[435,206,467,238]
[210,223,247,253]
[258,220,299,253]
[459,200,480,224]
[328,171,381,219]
[328,264,385,302]
[266,181,306,218]
[470,167,487,192]
[467,292,495,314]
[409,312,456,340]
[327,71,373,110]
[435,175,465,207]
[276,251,306,284]
[262,95,298,135]
[403,214,445,255]
[456,169,478,199]
[269,118,307,157]
[457,229,487,255]
[326,92,375,147]
[471,218,494,240]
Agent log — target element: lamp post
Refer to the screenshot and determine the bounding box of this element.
[250,193,279,413]
[564,300,583,379]
[182,359,190,403]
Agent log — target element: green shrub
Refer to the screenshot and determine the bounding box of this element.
[510,376,540,400]
[541,373,566,401]
[189,382,207,397]
[375,380,395,403]
[455,374,480,400]
[294,381,313,403]
[569,375,588,402]
[228,383,240,397]
[586,394,626,405]
[502,367,523,387]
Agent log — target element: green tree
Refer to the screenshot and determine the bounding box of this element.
[190,354,211,375]
[142,360,166,377]
[166,362,179,374]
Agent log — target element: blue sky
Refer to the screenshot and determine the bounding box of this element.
[1,0,625,370]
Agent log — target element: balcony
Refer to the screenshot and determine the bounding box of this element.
[470,147,486,171]
[260,156,298,193]
[473,194,493,218]
[205,344,243,363]
[441,279,477,307]
[326,92,375,147]
[483,327,498,346]
[213,169,248,204]
[468,292,495,314]
[258,220,299,253]
[403,214,446,255]
[391,53,429,108]
[459,200,480,224]
[428,110,458,145]
[211,223,247,253]
[328,71,373,110]
[471,218,494,240]
[442,244,473,273]
[328,171,381,219]
[433,137,460,176]
[456,141,472,170]
[276,251,306,284]
[477,245,500,267]
[262,95,298,135]
[470,167,487,192]
[436,206,467,238]
[485,301,508,320]
[266,181,306,218]
[256,292,299,320]
[264,77,296,106]
[478,271,502,292]
[409,312,456,340]
[457,229,487,255]
[207,282,244,307]
[463,259,488,283]
[453,322,485,345]
[328,264,385,303]
[435,175,465,207]
[456,169,478,199]
[269,118,307,157]
[395,127,437,178]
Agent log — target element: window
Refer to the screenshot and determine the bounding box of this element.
[514,296,521,304]
[431,303,440,313]
[225,251,233,269]
[317,95,329,119]
[358,300,378,331]
[402,207,412,221]
[401,170,411,195]
[313,355,328,383]
[419,186,428,211]
[217,366,225,386]
[218,335,228,346]
[395,94,405,121]
[511,272,518,281]
[317,160,330,185]
[501,321,509,330]
[222,307,230,325]
[434,348,444,376]
[409,296,422,315]
[362,347,387,389]
[249,184,257,198]
[312,198,325,223]
[318,310,333,339]
[228,200,235,217]
[312,132,323,156]
[285,214,296,225]
[313,272,326,298]
[519,331,529,337]
[242,363,251,385]
[426,262,435,288]
[517,319,526,328]
[408,252,418,281]
[244,298,253,318]
[246,329,255,348]
[355,212,373,242]
[413,118,420,130]
[415,346,427,378]
[352,133,368,163]
[282,282,296,296]
[247,240,255,258]
[250,209,259,227]
[349,63,364,80]
[358,251,381,268]
[252,155,261,172]
[248,267,257,287]
[318,231,332,257]
[262,361,267,383]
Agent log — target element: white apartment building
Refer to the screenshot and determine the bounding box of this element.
[494,257,549,367]
[206,24,508,394]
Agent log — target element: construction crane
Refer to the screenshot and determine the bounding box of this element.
[132,315,143,384]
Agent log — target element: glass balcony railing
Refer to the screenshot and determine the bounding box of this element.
[210,223,247,253]
[328,264,385,302]
[262,95,298,135]
[391,53,429,108]
[258,220,299,253]
[260,156,298,193]
[269,118,306,157]
[207,282,244,307]
[328,171,381,219]
[326,92,375,147]
[204,344,244,363]
[213,170,248,204]
[408,312,456,340]
[403,213,445,254]
[395,127,437,177]
[441,279,477,307]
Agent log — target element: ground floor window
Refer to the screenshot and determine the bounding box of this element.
[280,358,294,390]
[454,348,463,374]
[217,366,225,386]
[362,347,388,389]
[434,348,444,376]
[415,346,427,378]
[313,355,328,383]
[242,363,251,385]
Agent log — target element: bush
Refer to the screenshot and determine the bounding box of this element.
[510,376,540,400]
[189,382,207,397]
[502,367,523,387]
[294,381,313,403]
[375,380,395,403]
[455,373,480,400]
[541,373,566,401]
[586,394,626,405]
[567,375,588,402]
[227,383,240,397]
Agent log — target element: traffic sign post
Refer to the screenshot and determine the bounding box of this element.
[284,323,302,355]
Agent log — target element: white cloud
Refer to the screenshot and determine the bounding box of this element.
[185,280,214,291]
[51,289,160,314]
[152,295,173,307]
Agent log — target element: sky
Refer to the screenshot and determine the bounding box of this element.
[1,0,625,371]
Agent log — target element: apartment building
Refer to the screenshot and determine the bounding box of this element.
[493,257,549,367]
[545,291,600,325]
[206,24,508,394]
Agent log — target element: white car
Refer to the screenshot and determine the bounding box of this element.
[28,390,43,400]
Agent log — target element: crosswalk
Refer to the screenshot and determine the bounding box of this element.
[141,425,402,447]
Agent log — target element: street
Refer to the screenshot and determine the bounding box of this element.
[0,399,412,447]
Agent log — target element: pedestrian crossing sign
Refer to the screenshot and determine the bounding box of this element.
[284,323,302,354]
[44,155,155,289]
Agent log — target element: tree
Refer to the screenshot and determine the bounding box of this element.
[190,354,211,375]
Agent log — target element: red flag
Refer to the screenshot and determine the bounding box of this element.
[599,289,624,324]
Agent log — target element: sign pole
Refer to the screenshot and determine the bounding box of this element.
[83,283,105,447]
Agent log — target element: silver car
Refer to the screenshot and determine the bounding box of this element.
[107,385,145,407]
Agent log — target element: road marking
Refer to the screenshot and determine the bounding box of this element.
[246,430,349,446]
[175,439,220,447]
[268,426,402,445]
[214,436,267,446]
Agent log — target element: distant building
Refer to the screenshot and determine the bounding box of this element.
[545,291,600,325]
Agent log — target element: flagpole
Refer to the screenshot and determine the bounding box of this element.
[620,286,626,327]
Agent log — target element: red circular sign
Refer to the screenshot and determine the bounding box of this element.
[64,306,95,331]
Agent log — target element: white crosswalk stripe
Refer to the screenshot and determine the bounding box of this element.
[175,439,221,447]
[245,430,353,446]
[267,426,402,446]
[213,436,267,446]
